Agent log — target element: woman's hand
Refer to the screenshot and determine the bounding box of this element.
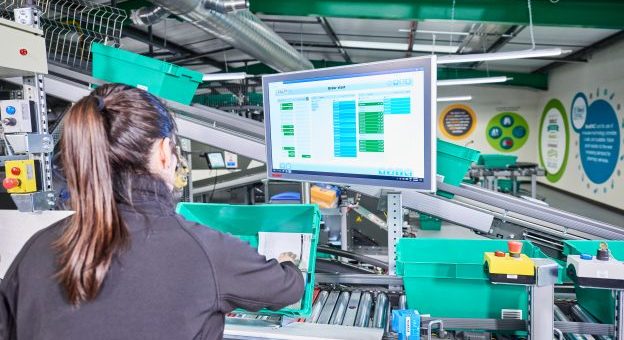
[277,252,298,263]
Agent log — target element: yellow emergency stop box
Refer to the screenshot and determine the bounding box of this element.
[3,159,38,193]
[484,252,535,284]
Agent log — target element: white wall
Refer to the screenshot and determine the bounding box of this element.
[536,39,624,210]
[437,85,543,163]
[437,39,624,210]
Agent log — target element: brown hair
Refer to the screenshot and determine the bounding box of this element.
[55,83,177,305]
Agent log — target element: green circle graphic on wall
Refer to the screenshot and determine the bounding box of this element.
[486,112,529,152]
[538,98,570,183]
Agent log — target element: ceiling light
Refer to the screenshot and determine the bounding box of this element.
[399,29,470,36]
[437,48,568,64]
[437,76,510,86]
[437,95,473,102]
[398,29,513,38]
[339,40,458,54]
[202,72,248,81]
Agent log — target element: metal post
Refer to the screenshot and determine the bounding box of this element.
[616,291,624,340]
[529,285,554,339]
[301,181,311,204]
[186,153,193,202]
[340,204,349,251]
[386,193,403,276]
[531,173,537,199]
[9,5,55,211]
[528,258,558,340]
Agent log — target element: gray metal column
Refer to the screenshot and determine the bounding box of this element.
[529,258,558,340]
[387,193,403,276]
[302,182,311,204]
[616,291,624,340]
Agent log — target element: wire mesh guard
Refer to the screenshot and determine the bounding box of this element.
[1,0,127,71]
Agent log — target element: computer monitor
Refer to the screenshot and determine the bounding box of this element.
[262,56,437,191]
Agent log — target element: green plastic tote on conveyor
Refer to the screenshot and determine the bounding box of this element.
[419,140,480,230]
[176,203,321,318]
[91,43,203,105]
[564,240,624,324]
[397,238,562,320]
[478,154,518,169]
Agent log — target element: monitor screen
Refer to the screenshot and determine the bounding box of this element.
[206,152,226,169]
[262,57,436,191]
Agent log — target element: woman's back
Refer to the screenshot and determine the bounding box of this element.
[1,177,304,340]
[0,84,304,339]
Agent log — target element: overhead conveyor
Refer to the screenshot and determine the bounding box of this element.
[15,65,624,244]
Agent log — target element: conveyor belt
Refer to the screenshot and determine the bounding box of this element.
[307,289,395,329]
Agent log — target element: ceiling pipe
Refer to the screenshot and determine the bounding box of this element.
[130,6,169,26]
[133,0,313,72]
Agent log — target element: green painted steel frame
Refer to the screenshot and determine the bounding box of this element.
[250,0,624,29]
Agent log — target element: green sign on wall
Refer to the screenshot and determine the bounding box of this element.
[486,112,529,152]
[538,99,570,183]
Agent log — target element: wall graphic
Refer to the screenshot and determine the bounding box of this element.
[486,112,529,152]
[439,104,476,140]
[570,89,623,193]
[539,99,570,183]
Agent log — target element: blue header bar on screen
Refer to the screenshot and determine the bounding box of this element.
[282,67,424,84]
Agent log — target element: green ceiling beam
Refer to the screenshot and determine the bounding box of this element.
[225,61,548,90]
[250,0,624,29]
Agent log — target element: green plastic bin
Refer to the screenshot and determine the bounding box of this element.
[92,43,203,105]
[176,203,321,318]
[437,139,481,187]
[397,238,561,320]
[478,154,518,169]
[497,178,518,193]
[564,240,624,324]
[419,213,442,231]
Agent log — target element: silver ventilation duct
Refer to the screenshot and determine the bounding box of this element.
[132,0,313,72]
[130,6,168,26]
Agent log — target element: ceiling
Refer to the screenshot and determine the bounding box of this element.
[119,13,620,73]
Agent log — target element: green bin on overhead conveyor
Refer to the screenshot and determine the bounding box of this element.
[91,43,203,105]
[419,140,481,230]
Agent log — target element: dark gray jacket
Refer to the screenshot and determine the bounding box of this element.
[0,177,304,340]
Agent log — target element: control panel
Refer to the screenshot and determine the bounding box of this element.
[2,159,40,193]
[485,241,536,284]
[0,99,36,133]
[567,243,624,289]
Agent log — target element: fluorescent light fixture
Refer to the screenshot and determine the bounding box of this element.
[437,76,510,86]
[398,29,513,38]
[202,72,247,81]
[399,29,470,36]
[437,95,473,102]
[437,48,567,64]
[339,40,458,54]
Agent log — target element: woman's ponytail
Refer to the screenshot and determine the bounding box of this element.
[55,95,128,305]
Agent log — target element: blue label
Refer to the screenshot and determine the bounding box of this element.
[579,99,620,184]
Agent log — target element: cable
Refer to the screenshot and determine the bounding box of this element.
[527,0,536,49]
[449,0,456,51]
[209,169,218,202]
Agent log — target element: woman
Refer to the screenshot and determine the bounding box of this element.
[0,84,304,339]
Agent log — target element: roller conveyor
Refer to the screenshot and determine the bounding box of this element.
[228,289,396,331]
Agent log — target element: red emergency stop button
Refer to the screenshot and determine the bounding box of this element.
[2,177,21,189]
[10,167,21,176]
